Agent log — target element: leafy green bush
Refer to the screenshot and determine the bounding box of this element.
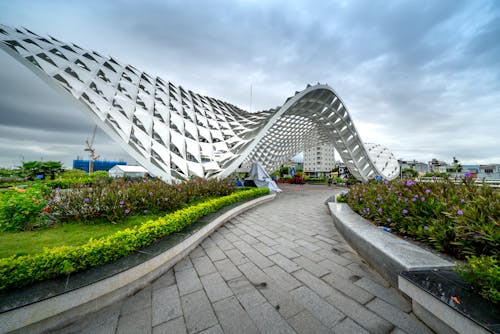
[305,177,326,183]
[46,177,236,224]
[345,177,499,259]
[0,187,269,290]
[0,186,47,231]
[456,256,500,304]
[344,177,499,303]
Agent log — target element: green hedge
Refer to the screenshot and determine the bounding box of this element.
[0,187,269,290]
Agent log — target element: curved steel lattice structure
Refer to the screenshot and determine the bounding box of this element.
[0,25,399,182]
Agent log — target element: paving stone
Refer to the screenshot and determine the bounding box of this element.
[192,255,217,277]
[153,317,187,334]
[346,262,390,287]
[120,285,151,315]
[189,246,207,259]
[213,258,242,281]
[355,277,411,311]
[332,317,372,334]
[315,248,353,266]
[326,290,394,334]
[213,236,235,251]
[174,257,194,272]
[238,261,303,318]
[201,236,218,249]
[287,310,331,334]
[318,258,357,280]
[312,239,336,250]
[246,301,296,334]
[87,316,119,334]
[257,235,280,246]
[198,325,224,334]
[181,290,218,334]
[293,256,330,277]
[366,298,433,334]
[220,230,240,242]
[200,272,233,302]
[263,265,302,291]
[152,285,182,326]
[227,277,267,310]
[233,239,254,253]
[290,286,344,328]
[260,229,280,239]
[293,246,325,262]
[269,253,301,273]
[205,245,227,262]
[313,234,338,245]
[176,267,203,296]
[243,249,274,269]
[213,296,260,334]
[389,328,409,334]
[278,231,300,242]
[295,239,322,251]
[239,233,260,245]
[294,269,338,298]
[322,272,374,304]
[116,307,152,334]
[224,248,249,265]
[152,269,176,291]
[272,244,300,259]
[253,242,277,256]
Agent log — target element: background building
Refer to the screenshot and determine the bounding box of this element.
[303,144,335,177]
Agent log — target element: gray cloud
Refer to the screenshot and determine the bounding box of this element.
[0,0,499,170]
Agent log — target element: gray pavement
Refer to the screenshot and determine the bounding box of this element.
[50,184,432,334]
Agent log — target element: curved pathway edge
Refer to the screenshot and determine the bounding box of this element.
[0,194,276,334]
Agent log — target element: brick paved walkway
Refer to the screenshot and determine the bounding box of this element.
[51,184,432,334]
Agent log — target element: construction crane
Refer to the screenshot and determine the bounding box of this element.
[84,126,100,173]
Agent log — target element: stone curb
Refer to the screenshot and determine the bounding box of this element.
[1,193,276,334]
[327,202,454,287]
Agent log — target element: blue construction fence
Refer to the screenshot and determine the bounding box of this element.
[72,160,127,173]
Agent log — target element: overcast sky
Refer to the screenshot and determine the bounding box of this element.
[0,0,499,169]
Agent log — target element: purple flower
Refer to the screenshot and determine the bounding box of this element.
[125,209,130,214]
[460,199,465,203]
[457,210,463,215]
[411,198,417,202]
[425,189,431,194]
[404,197,408,202]
[378,208,383,214]
[406,180,414,187]
[384,180,389,185]
[421,197,426,202]
[424,225,429,231]
[149,191,153,196]
[387,218,392,223]
[377,196,382,202]
[84,197,89,203]
[402,209,408,214]
[119,201,124,206]
[55,187,61,191]
[464,172,471,178]
[164,197,169,202]
[144,209,148,213]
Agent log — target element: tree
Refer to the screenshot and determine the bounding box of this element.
[21,161,64,180]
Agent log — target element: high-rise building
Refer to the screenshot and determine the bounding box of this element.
[303,144,336,177]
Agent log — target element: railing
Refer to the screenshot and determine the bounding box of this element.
[418,177,500,188]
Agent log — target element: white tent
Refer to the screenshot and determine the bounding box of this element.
[246,162,282,193]
[108,165,149,178]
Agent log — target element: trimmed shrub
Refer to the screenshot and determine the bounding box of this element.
[0,186,47,231]
[0,187,269,290]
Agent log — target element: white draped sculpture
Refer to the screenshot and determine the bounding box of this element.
[0,25,399,182]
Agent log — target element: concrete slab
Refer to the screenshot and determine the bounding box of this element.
[328,202,454,286]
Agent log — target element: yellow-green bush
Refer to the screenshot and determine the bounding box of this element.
[0,187,269,290]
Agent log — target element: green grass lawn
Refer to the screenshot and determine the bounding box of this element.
[0,214,159,258]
